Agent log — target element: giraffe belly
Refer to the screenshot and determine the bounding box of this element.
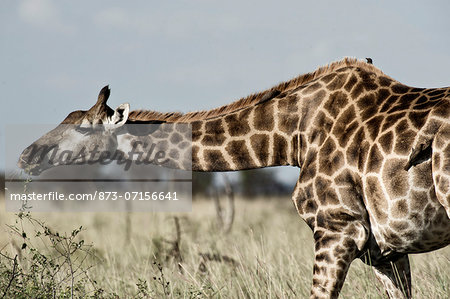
[365,160,450,255]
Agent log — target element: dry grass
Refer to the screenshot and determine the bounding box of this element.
[0,195,448,298]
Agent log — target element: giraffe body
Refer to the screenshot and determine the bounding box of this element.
[18,58,450,298]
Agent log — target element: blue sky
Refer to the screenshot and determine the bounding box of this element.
[1,0,449,181]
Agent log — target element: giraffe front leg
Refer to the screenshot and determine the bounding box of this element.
[310,227,361,299]
[292,167,369,298]
[372,255,412,299]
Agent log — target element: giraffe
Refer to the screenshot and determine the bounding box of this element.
[17,58,450,298]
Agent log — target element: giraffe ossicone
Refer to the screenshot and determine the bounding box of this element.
[18,58,450,298]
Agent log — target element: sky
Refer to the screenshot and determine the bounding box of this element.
[1,0,449,183]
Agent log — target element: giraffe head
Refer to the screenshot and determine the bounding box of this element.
[18,86,130,175]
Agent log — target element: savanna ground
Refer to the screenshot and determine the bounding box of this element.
[0,194,449,298]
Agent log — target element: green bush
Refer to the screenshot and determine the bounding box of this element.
[0,212,111,298]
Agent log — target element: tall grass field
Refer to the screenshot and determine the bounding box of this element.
[0,195,449,298]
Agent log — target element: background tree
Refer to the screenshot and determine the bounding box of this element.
[192,172,215,198]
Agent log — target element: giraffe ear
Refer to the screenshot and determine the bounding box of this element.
[97,85,110,105]
[110,103,130,126]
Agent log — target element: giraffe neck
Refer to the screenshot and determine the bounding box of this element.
[115,122,193,171]
[117,97,302,172]
[190,100,300,171]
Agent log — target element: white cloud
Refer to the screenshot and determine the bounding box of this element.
[18,0,75,33]
[19,0,56,24]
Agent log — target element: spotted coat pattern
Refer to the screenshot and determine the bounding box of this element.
[187,63,450,299]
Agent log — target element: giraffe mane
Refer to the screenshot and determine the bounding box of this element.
[128,57,386,123]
